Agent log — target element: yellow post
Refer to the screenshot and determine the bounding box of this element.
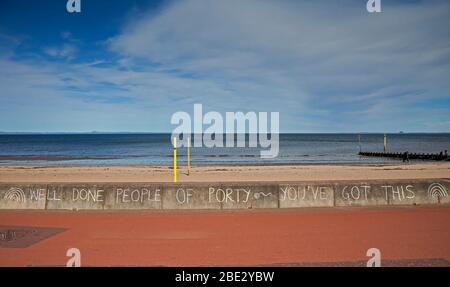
[173,137,177,182]
[187,136,191,176]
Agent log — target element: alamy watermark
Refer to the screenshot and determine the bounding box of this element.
[366,248,381,267]
[367,0,382,13]
[171,104,279,158]
[66,0,81,13]
[66,247,81,267]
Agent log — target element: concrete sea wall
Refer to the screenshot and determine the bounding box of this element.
[0,179,449,210]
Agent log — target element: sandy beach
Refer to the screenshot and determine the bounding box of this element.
[0,162,449,183]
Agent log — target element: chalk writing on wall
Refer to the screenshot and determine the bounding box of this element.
[279,185,330,201]
[0,181,448,209]
[115,188,161,203]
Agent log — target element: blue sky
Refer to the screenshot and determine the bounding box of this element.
[0,0,449,133]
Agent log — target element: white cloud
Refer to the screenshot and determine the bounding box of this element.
[1,0,449,132]
[43,43,78,60]
[107,0,450,131]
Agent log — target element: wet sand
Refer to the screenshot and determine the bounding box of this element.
[0,156,118,161]
[1,206,449,266]
[0,162,449,182]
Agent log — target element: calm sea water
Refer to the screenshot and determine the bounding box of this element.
[0,133,449,165]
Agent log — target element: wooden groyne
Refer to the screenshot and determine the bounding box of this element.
[359,151,449,161]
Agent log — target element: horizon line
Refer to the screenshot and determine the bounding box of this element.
[1,131,449,135]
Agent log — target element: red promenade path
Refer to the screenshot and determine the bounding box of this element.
[1,206,450,266]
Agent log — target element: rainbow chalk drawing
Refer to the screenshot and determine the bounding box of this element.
[3,187,26,203]
[428,183,448,198]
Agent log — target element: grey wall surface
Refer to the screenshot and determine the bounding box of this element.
[0,179,449,210]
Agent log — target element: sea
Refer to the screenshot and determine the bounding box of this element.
[0,133,449,166]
